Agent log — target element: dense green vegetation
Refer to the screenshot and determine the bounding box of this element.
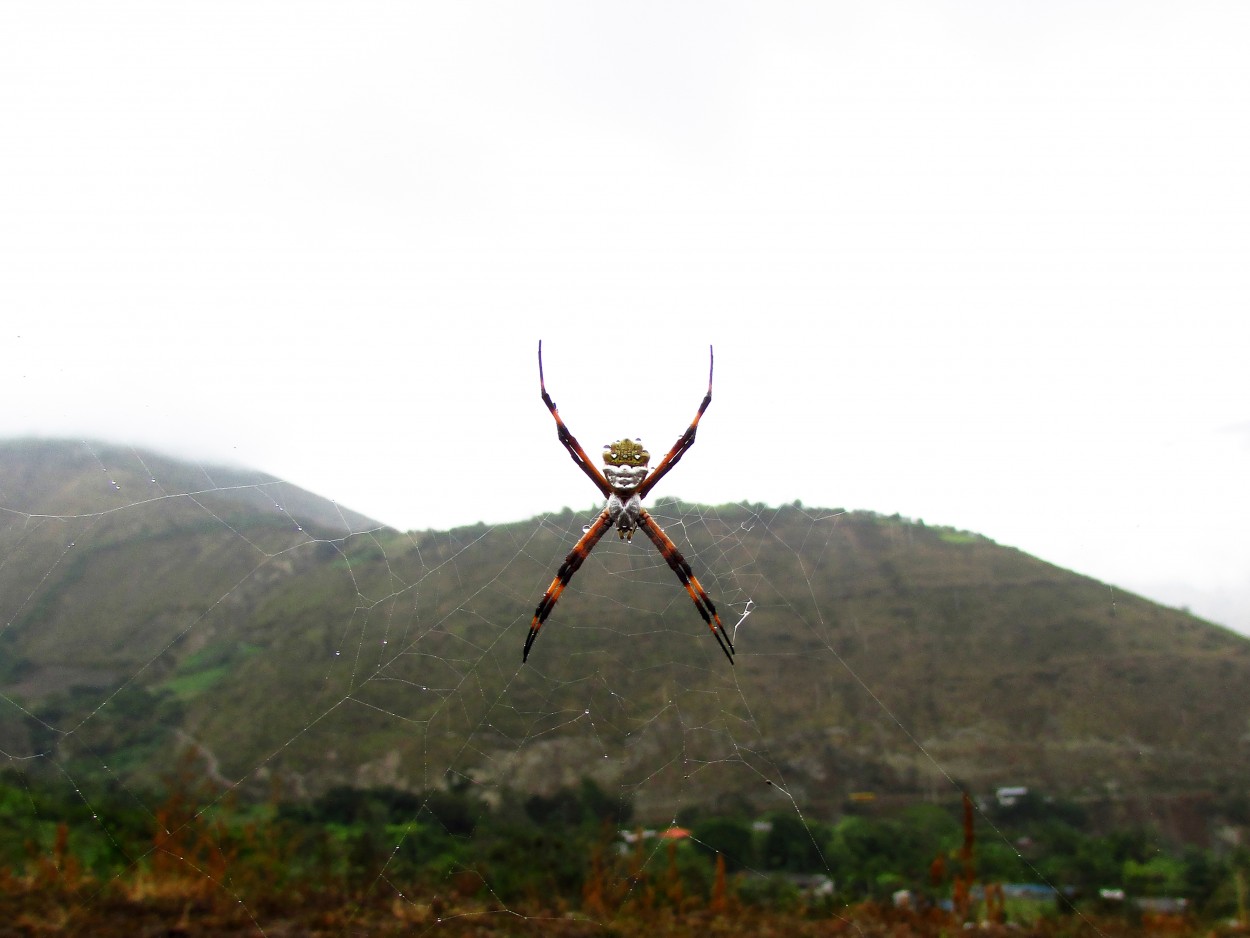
[4,762,1249,935]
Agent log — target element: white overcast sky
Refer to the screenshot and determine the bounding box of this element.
[2,3,1248,633]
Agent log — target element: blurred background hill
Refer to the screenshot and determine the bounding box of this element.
[3,439,1248,831]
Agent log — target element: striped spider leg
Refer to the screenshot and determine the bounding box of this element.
[524,342,734,665]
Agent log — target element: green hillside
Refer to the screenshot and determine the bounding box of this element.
[3,439,1248,823]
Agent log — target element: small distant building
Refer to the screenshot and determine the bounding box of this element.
[617,827,690,847]
[618,829,658,844]
[996,786,1029,807]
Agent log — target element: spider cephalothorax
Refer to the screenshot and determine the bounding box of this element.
[525,342,734,664]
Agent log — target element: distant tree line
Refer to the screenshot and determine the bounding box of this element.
[2,760,1248,925]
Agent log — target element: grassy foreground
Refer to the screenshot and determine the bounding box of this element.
[0,882,1229,938]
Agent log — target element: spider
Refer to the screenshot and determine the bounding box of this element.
[524,341,735,665]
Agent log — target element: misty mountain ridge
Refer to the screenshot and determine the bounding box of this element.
[2,438,1248,826]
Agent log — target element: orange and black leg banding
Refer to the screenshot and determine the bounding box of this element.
[638,346,714,499]
[524,509,613,662]
[637,510,735,664]
[538,341,611,498]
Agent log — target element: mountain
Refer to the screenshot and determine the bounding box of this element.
[0,439,386,697]
[3,439,1249,827]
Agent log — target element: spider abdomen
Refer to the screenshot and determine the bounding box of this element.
[606,490,643,539]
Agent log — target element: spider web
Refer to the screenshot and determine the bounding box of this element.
[0,439,1235,934]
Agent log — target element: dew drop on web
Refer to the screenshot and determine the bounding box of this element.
[582,524,591,533]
